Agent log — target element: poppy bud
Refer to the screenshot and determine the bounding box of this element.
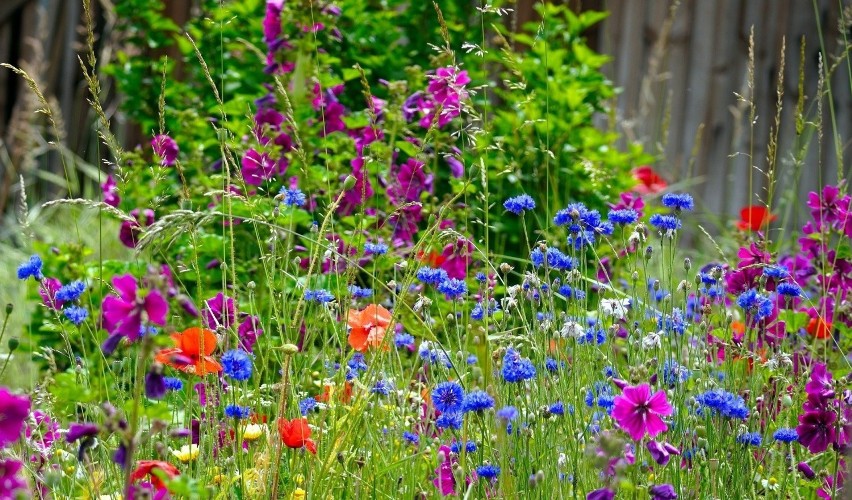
[342,175,357,191]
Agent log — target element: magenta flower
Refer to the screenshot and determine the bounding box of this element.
[202,293,236,330]
[39,277,64,310]
[151,134,179,166]
[119,208,155,248]
[807,184,850,228]
[587,488,615,500]
[389,158,433,204]
[241,149,287,186]
[102,174,120,207]
[0,459,26,497]
[0,388,30,447]
[611,383,672,441]
[433,445,456,496]
[440,237,473,279]
[238,315,263,352]
[339,156,374,215]
[797,410,836,454]
[101,274,168,354]
[646,440,680,466]
[263,0,284,44]
[805,363,835,404]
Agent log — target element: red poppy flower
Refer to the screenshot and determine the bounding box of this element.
[277,418,317,454]
[155,327,222,376]
[130,460,180,490]
[347,304,393,352]
[806,317,832,339]
[632,166,667,195]
[736,205,777,231]
[417,250,447,268]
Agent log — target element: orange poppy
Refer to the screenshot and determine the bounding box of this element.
[731,321,746,335]
[347,304,393,352]
[277,417,317,454]
[417,250,447,267]
[632,166,667,195]
[155,327,223,376]
[736,206,777,231]
[130,460,180,490]
[806,317,832,339]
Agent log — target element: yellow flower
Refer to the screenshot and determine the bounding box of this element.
[294,474,305,486]
[171,444,200,462]
[291,488,306,500]
[243,423,264,441]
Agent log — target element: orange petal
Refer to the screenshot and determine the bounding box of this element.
[348,327,369,352]
[196,356,223,376]
[181,327,218,356]
[362,304,392,327]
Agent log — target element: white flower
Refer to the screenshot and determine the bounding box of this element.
[600,298,630,320]
[559,320,585,339]
[641,331,662,350]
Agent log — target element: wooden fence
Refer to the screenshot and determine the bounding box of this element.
[1,0,851,227]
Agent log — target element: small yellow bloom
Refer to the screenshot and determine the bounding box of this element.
[768,477,777,485]
[171,444,200,462]
[294,474,305,486]
[648,473,655,482]
[243,423,264,441]
[291,488,306,500]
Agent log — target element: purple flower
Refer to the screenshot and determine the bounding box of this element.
[0,388,30,447]
[797,410,836,453]
[805,363,835,404]
[145,365,166,400]
[238,315,263,352]
[650,484,678,499]
[119,208,155,248]
[389,158,433,204]
[151,134,178,166]
[587,488,615,500]
[66,422,99,461]
[339,156,374,215]
[241,149,287,186]
[646,440,680,466]
[202,292,236,330]
[102,174,120,207]
[0,459,27,497]
[100,274,168,354]
[797,461,816,479]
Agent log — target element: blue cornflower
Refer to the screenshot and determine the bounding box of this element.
[475,272,487,283]
[566,230,597,250]
[762,265,788,279]
[56,281,86,302]
[416,267,449,286]
[372,380,393,396]
[557,285,585,301]
[501,348,536,383]
[772,428,798,443]
[221,349,253,381]
[402,431,420,446]
[602,366,615,378]
[347,353,368,378]
[695,389,749,419]
[348,285,373,298]
[476,464,500,480]
[649,214,682,232]
[466,354,478,365]
[364,242,388,255]
[736,432,762,446]
[471,303,484,320]
[461,390,495,413]
[503,194,536,215]
[304,289,334,303]
[450,440,477,453]
[164,377,183,391]
[607,209,639,225]
[549,401,565,416]
[777,282,802,297]
[545,358,559,373]
[661,192,694,212]
[224,405,251,419]
[280,187,307,207]
[437,278,467,299]
[530,247,576,271]
[432,382,465,414]
[496,406,518,422]
[299,397,317,416]
[435,412,463,430]
[578,326,606,345]
[63,306,88,325]
[394,332,415,350]
[17,255,43,281]
[737,289,773,320]
[662,360,691,386]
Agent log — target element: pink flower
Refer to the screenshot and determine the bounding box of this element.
[101,274,168,354]
[102,174,120,207]
[119,208,155,249]
[612,383,672,441]
[0,388,30,447]
[202,292,236,330]
[241,149,287,186]
[151,135,178,166]
[39,277,64,310]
